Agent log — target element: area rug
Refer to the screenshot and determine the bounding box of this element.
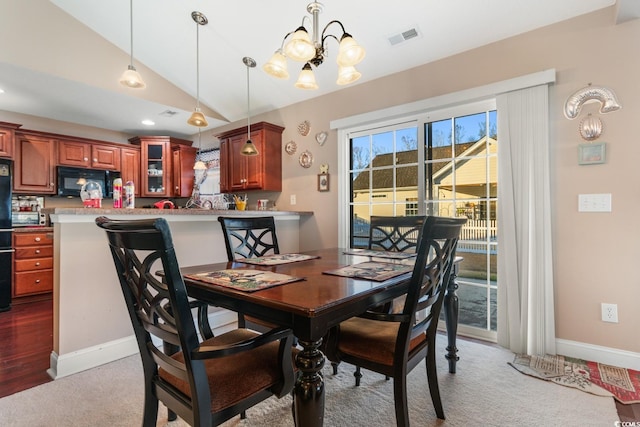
[509,354,640,404]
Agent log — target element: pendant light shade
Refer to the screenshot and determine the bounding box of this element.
[188,11,208,128]
[241,56,259,156]
[336,34,366,67]
[284,26,316,62]
[336,64,361,85]
[120,0,145,89]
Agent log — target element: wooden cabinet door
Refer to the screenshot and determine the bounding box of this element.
[172,145,196,197]
[91,145,121,170]
[58,140,90,167]
[120,147,140,196]
[139,139,171,197]
[14,134,56,193]
[228,134,249,191]
[0,126,15,159]
[219,139,230,193]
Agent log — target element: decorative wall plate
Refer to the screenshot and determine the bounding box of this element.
[285,140,297,155]
[298,120,310,136]
[299,150,313,168]
[315,131,328,146]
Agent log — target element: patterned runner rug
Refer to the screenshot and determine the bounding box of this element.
[509,354,640,404]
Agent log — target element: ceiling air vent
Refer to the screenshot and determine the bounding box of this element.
[159,110,178,117]
[387,27,420,46]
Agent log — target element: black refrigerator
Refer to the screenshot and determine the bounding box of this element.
[0,158,13,312]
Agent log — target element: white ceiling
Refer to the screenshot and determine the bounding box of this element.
[0,0,630,140]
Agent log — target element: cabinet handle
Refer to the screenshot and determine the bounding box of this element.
[93,158,97,162]
[35,279,40,284]
[35,262,40,266]
[84,157,89,161]
[35,249,41,254]
[34,237,41,242]
[175,186,179,192]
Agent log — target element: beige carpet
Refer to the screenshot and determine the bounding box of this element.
[0,336,619,426]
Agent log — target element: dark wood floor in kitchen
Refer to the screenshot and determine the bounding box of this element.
[0,298,53,398]
[0,297,637,421]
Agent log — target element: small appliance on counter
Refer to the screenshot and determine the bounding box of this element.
[80,181,103,208]
[11,196,47,227]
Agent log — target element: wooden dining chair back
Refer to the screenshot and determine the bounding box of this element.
[368,215,426,253]
[96,216,295,427]
[324,216,466,425]
[217,216,280,261]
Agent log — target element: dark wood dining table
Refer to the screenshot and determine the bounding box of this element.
[180,247,462,427]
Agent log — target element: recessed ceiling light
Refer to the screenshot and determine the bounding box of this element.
[141,119,155,126]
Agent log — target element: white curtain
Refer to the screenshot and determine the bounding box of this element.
[496,84,556,356]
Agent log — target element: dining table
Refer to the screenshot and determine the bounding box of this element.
[179,247,462,427]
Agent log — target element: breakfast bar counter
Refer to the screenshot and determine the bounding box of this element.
[43,208,311,379]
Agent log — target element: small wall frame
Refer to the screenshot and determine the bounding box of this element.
[317,174,329,192]
[578,142,606,165]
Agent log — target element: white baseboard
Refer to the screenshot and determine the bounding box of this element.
[47,335,139,380]
[48,308,239,380]
[556,339,640,371]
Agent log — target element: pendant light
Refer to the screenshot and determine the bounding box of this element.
[119,0,146,89]
[187,11,208,127]
[193,129,207,170]
[240,57,259,156]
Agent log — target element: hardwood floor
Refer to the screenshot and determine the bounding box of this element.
[0,298,53,398]
[0,297,637,422]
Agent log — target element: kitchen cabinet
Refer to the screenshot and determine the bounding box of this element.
[13,230,53,298]
[0,122,20,159]
[217,122,284,193]
[13,133,56,194]
[129,136,193,198]
[58,139,121,170]
[172,144,196,197]
[120,146,141,196]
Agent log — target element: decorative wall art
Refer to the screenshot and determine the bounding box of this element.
[317,174,329,192]
[297,120,310,136]
[285,140,297,155]
[315,131,328,146]
[578,114,603,141]
[578,142,606,165]
[564,85,622,120]
[299,150,313,168]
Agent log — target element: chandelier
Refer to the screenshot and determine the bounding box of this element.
[262,2,365,90]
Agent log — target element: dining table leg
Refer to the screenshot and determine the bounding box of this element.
[444,258,461,374]
[293,338,325,426]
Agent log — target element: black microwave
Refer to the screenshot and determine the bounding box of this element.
[57,166,121,198]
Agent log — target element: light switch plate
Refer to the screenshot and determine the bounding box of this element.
[578,193,611,212]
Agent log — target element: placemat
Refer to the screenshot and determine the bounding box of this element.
[238,253,320,266]
[343,249,417,260]
[323,261,413,282]
[185,269,303,292]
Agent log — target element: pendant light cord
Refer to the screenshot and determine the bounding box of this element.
[195,21,200,109]
[129,0,134,66]
[247,63,250,136]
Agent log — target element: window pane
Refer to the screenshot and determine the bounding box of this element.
[351,136,370,170]
[372,169,392,192]
[351,171,370,202]
[371,203,395,216]
[371,131,394,166]
[396,127,419,165]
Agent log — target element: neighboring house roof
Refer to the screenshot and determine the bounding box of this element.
[352,141,477,191]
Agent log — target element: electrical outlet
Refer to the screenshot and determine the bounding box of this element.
[601,303,618,323]
[290,194,296,205]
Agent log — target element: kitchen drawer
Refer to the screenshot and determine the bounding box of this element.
[14,245,53,259]
[14,233,53,247]
[14,270,53,296]
[14,257,53,272]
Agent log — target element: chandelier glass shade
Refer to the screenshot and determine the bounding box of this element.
[187,11,209,128]
[193,129,207,170]
[119,0,145,89]
[263,2,365,89]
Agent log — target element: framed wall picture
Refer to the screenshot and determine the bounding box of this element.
[578,142,606,165]
[317,174,329,192]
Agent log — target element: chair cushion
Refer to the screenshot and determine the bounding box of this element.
[158,328,285,413]
[336,317,426,367]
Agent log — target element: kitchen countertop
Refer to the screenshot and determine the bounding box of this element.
[13,226,54,233]
[42,208,313,216]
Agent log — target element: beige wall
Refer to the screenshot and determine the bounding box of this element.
[4,6,637,356]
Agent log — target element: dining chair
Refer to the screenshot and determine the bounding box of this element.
[96,216,296,427]
[333,215,426,381]
[368,215,426,253]
[323,216,466,425]
[217,216,280,330]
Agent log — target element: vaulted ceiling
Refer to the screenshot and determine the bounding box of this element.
[1,0,635,139]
